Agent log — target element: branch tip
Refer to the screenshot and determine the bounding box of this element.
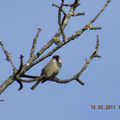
[0,41,3,46]
[0,99,4,102]
[76,79,85,85]
[20,54,24,59]
[90,0,111,24]
[38,28,41,32]
[94,55,101,58]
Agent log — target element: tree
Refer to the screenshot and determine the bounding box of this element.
[0,0,111,95]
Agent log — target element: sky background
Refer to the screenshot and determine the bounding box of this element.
[0,0,120,120]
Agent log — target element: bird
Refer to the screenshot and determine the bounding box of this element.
[31,55,62,90]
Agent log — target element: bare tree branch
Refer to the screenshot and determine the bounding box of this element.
[27,0,110,68]
[90,0,111,24]
[17,36,100,87]
[0,76,14,95]
[0,0,111,95]
[9,0,83,76]
[29,0,81,62]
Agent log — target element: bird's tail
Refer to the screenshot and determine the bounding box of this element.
[31,81,41,90]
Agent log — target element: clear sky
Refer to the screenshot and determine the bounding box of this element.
[0,0,120,120]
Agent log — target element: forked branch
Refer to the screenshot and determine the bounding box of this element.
[0,0,111,95]
[13,36,100,88]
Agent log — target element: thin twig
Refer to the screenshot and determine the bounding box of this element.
[52,4,66,16]
[14,55,24,91]
[72,12,85,16]
[90,27,102,30]
[90,0,111,24]
[0,41,16,72]
[20,74,39,79]
[53,1,67,42]
[48,77,85,85]
[74,36,100,79]
[16,55,24,76]
[58,0,67,42]
[30,28,41,58]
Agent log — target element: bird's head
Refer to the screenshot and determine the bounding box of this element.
[52,55,62,64]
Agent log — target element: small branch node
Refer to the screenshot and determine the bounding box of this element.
[52,4,66,16]
[84,23,94,30]
[53,36,63,45]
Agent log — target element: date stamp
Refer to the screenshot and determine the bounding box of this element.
[90,105,120,110]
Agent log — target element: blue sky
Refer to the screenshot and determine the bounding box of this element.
[0,0,120,120]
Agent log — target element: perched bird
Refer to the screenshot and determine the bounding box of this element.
[31,55,62,90]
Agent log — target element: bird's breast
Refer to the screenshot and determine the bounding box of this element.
[43,61,60,78]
